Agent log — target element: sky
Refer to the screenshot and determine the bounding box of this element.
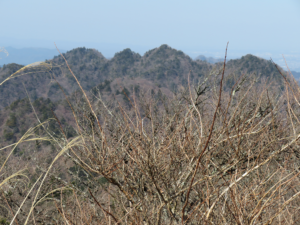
[1,0,300,70]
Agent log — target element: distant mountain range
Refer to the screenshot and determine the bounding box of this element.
[195,55,224,64]
[0,47,66,66]
[291,71,300,80]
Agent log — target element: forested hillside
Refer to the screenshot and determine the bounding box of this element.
[0,45,285,110]
[1,45,298,224]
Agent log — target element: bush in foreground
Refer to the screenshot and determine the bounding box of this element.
[1,47,300,224]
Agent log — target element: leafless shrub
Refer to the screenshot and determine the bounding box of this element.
[50,45,300,224]
[2,45,300,224]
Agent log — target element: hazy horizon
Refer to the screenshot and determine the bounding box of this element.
[1,0,299,70]
[1,44,300,72]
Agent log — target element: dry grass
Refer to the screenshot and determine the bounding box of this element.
[1,45,300,224]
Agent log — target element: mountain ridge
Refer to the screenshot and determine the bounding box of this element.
[0,45,285,111]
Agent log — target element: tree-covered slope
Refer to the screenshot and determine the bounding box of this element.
[0,46,287,111]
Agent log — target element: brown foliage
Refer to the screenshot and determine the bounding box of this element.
[2,46,300,224]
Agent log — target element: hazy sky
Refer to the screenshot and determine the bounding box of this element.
[1,0,300,68]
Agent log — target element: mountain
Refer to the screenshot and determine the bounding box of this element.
[0,45,289,150]
[291,71,300,80]
[195,55,223,64]
[223,54,285,84]
[0,45,212,110]
[0,45,287,111]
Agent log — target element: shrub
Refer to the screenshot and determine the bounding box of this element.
[2,47,300,224]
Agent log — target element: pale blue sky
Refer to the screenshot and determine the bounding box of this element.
[1,0,300,69]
